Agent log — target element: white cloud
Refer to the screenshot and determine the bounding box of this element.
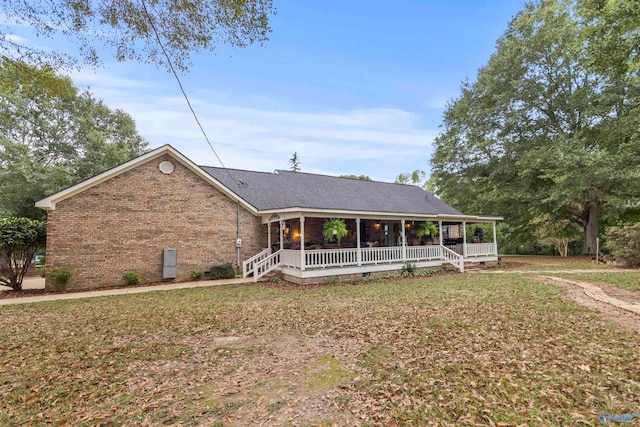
[73,69,437,182]
[3,34,27,43]
[68,70,156,89]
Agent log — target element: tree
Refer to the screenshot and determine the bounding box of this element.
[0,60,148,218]
[395,170,426,187]
[0,0,275,72]
[339,174,372,180]
[530,214,581,257]
[0,217,46,291]
[430,0,640,255]
[289,152,300,172]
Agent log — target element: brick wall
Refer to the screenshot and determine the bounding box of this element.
[45,154,266,290]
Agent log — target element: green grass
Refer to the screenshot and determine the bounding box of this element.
[551,272,640,294]
[1,274,639,425]
[499,255,612,270]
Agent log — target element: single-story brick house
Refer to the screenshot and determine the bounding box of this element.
[36,145,501,290]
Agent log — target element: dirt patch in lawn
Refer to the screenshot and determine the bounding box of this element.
[125,332,361,426]
[534,276,640,333]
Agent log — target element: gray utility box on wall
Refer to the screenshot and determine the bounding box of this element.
[163,248,177,279]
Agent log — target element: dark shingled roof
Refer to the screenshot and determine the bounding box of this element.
[200,166,463,216]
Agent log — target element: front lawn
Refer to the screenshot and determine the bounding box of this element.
[552,272,640,295]
[498,255,613,270]
[1,274,638,426]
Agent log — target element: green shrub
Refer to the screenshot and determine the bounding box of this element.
[605,224,640,267]
[210,263,235,280]
[189,269,204,281]
[36,266,46,278]
[401,261,416,277]
[50,268,72,292]
[122,271,142,285]
[0,217,47,291]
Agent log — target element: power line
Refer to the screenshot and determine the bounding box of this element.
[139,0,240,186]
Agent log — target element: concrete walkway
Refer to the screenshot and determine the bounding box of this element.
[0,277,252,307]
[535,275,640,315]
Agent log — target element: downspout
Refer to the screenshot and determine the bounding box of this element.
[236,202,241,269]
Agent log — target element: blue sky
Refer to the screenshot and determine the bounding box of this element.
[6,0,524,182]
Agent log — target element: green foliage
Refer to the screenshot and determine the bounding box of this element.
[0,0,275,72]
[430,0,640,255]
[339,174,372,181]
[210,263,235,280]
[395,170,427,187]
[289,152,301,172]
[0,60,148,218]
[122,271,142,286]
[465,223,494,244]
[322,218,348,244]
[189,269,204,281]
[400,261,416,277]
[323,278,339,285]
[530,214,582,257]
[36,256,46,278]
[605,224,640,267]
[416,221,438,239]
[49,268,72,292]
[0,217,46,290]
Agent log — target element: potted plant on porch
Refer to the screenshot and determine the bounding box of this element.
[417,221,438,244]
[323,218,348,245]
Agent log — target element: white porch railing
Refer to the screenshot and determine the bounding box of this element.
[442,246,464,273]
[252,249,282,282]
[361,246,403,265]
[242,247,270,277]
[406,245,443,261]
[466,243,497,257]
[281,249,302,269]
[247,242,496,280]
[305,248,358,268]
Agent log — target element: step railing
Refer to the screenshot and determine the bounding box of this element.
[252,249,282,283]
[441,245,464,272]
[242,247,270,277]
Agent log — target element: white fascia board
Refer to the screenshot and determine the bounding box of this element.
[259,207,502,223]
[35,145,258,214]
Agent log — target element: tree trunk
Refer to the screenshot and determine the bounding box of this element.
[582,202,600,255]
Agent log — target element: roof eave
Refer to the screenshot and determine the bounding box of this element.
[258,207,502,221]
[35,145,259,214]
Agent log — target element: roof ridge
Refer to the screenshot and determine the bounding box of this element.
[199,165,276,176]
[274,169,424,189]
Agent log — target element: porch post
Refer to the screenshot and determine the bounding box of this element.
[300,216,305,271]
[462,221,467,258]
[279,220,284,251]
[356,218,362,266]
[492,220,498,255]
[267,222,272,253]
[401,219,407,261]
[438,221,443,246]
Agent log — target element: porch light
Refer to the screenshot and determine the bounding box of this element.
[374,223,380,229]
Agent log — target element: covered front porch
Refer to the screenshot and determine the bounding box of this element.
[243,211,500,283]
